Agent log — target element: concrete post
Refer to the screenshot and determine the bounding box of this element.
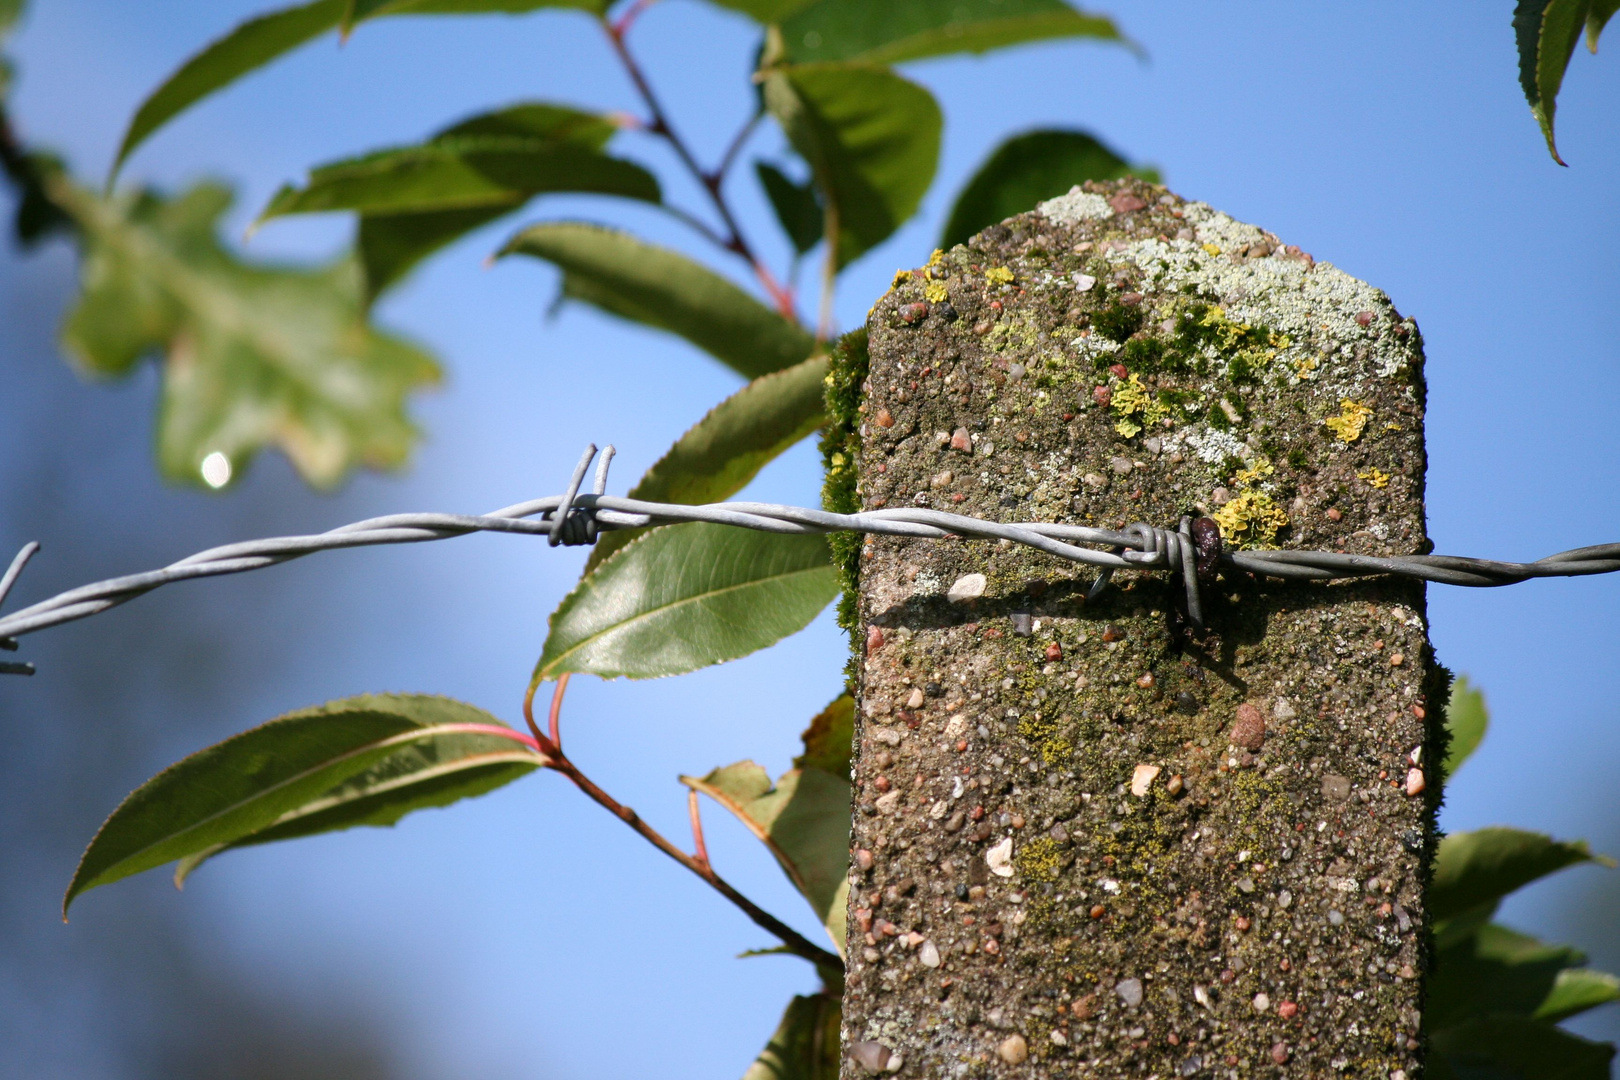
[840,180,1439,1080]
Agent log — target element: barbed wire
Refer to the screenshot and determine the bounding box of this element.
[3,444,1618,675]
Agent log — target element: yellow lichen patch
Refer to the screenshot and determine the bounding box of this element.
[1014,836,1065,883]
[1233,457,1274,488]
[1201,242,1222,256]
[924,280,949,303]
[1110,374,1169,438]
[1359,467,1391,489]
[1324,399,1373,442]
[1199,306,1251,351]
[1294,355,1320,378]
[1213,491,1289,548]
[891,269,911,289]
[985,266,1015,286]
[1018,713,1073,766]
[926,248,945,269]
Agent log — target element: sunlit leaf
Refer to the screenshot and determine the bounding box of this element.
[56,178,439,488]
[1538,967,1620,1023]
[1432,1014,1615,1080]
[757,160,824,255]
[1513,0,1597,164]
[682,759,850,951]
[778,0,1127,65]
[582,355,828,574]
[795,693,853,777]
[536,522,838,682]
[112,0,344,178]
[258,103,657,298]
[1444,674,1490,781]
[940,128,1156,248]
[258,109,653,220]
[741,992,841,1080]
[764,62,940,266]
[1432,827,1611,921]
[500,221,815,378]
[66,694,541,914]
[704,0,819,21]
[111,0,608,177]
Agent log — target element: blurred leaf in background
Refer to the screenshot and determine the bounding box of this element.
[54,178,440,489]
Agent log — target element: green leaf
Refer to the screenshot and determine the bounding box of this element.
[1432,827,1611,921]
[111,0,607,178]
[344,0,609,33]
[764,62,941,266]
[1444,674,1490,781]
[778,0,1127,65]
[65,693,541,914]
[757,161,824,255]
[704,0,820,21]
[1432,1014,1615,1080]
[1431,922,1589,1029]
[1513,0,1593,164]
[259,103,658,298]
[358,206,510,299]
[536,522,838,682]
[56,179,440,488]
[0,0,25,41]
[582,355,828,574]
[112,0,346,179]
[741,993,841,1080]
[1539,967,1620,1023]
[1587,0,1619,49]
[258,106,654,220]
[499,221,815,379]
[794,693,853,777]
[682,760,850,951]
[940,129,1157,249]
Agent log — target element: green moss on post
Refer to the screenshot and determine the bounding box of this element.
[841,181,1437,1079]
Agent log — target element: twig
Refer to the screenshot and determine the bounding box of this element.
[816,202,839,341]
[599,16,796,316]
[687,789,711,867]
[714,109,764,188]
[521,674,839,972]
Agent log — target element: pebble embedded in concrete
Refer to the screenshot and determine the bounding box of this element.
[947,573,986,604]
[1116,977,1144,1007]
[1130,763,1161,796]
[985,837,1014,877]
[997,1035,1028,1065]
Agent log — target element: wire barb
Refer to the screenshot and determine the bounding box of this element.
[1,444,1618,665]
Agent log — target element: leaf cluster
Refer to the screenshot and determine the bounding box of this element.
[1427,681,1619,1079]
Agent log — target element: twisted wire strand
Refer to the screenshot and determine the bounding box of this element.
[2,444,1618,672]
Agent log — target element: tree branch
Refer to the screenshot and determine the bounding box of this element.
[524,678,840,973]
[599,17,797,318]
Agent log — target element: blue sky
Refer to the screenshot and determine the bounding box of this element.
[1,2,1617,1076]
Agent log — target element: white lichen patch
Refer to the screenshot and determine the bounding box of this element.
[1116,204,1415,382]
[1182,427,1251,464]
[1037,186,1114,223]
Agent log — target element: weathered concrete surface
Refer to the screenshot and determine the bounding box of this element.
[840,180,1440,1080]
